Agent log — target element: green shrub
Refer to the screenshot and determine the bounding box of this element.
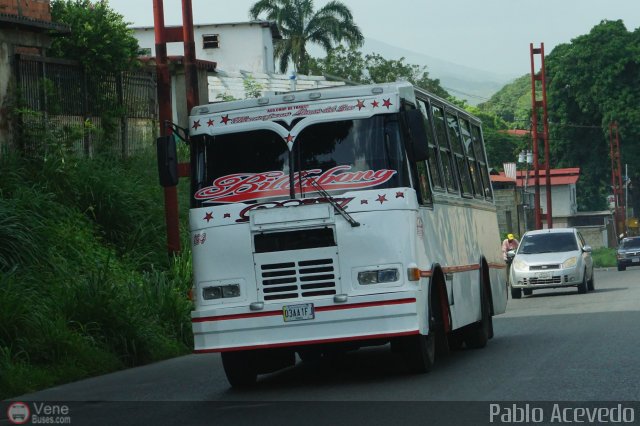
[0,150,193,399]
[592,247,617,268]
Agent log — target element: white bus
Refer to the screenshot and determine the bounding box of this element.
[159,81,507,386]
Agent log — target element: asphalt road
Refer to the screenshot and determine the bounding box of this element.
[6,267,640,425]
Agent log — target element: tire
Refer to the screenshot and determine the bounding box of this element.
[587,269,595,291]
[577,270,588,294]
[464,282,491,349]
[511,287,522,299]
[617,263,626,271]
[523,288,533,296]
[221,351,257,387]
[401,333,435,373]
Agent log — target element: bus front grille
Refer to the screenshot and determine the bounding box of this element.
[258,257,337,301]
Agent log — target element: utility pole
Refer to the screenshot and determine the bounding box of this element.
[153,0,200,255]
[529,43,552,229]
[609,122,625,238]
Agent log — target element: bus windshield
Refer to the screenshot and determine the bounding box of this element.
[191,115,410,206]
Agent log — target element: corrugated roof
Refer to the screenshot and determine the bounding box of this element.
[490,168,580,187]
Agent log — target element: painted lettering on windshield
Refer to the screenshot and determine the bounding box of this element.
[194,166,397,204]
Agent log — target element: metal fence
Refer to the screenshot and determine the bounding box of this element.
[14,54,158,157]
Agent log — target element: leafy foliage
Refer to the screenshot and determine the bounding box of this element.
[478,74,532,124]
[50,0,140,73]
[479,20,640,212]
[0,150,193,399]
[545,20,640,211]
[308,45,450,98]
[250,0,363,74]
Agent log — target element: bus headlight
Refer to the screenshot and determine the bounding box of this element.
[202,284,240,300]
[562,257,577,268]
[358,269,399,285]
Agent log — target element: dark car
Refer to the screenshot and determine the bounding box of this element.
[617,236,640,271]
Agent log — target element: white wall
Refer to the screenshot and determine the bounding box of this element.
[133,22,275,74]
[537,184,577,217]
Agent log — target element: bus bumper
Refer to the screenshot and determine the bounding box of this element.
[191,293,421,353]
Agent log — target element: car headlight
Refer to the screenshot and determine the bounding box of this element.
[562,257,577,268]
[358,268,399,285]
[513,259,528,271]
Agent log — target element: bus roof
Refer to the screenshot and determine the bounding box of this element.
[190,81,414,117]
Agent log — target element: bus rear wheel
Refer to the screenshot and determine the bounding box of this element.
[221,351,257,387]
[464,283,491,349]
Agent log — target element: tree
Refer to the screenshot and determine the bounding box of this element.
[365,53,449,98]
[308,46,450,98]
[50,0,140,73]
[249,0,363,75]
[545,20,640,211]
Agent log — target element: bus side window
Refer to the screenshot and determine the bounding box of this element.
[470,123,493,200]
[417,99,443,191]
[431,105,458,194]
[460,118,484,197]
[445,111,473,197]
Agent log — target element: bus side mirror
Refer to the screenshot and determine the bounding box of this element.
[404,109,429,162]
[157,134,178,187]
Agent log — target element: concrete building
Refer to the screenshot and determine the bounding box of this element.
[132,21,281,74]
[490,167,615,248]
[0,0,68,150]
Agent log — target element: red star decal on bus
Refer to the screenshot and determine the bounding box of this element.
[371,100,379,108]
[356,100,365,110]
[285,134,294,143]
[203,212,213,222]
[192,120,201,129]
[396,192,404,198]
[207,119,214,127]
[383,98,393,109]
[376,194,388,204]
[361,199,368,205]
[221,115,230,125]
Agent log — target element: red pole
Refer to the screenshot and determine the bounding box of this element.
[181,0,200,111]
[154,0,181,255]
[540,43,553,228]
[529,43,542,229]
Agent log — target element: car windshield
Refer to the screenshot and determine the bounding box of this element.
[518,232,578,254]
[621,238,640,249]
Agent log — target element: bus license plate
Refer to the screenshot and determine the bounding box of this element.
[283,303,315,322]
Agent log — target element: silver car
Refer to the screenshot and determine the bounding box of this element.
[509,228,594,298]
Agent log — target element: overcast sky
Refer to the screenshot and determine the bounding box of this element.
[106,0,640,77]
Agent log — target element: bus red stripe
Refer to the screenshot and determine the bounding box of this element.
[191,298,416,323]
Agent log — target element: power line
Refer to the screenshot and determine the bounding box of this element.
[442,86,491,101]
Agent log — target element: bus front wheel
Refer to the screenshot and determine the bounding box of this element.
[221,351,257,387]
[399,333,435,373]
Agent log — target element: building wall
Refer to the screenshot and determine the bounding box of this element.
[133,22,276,74]
[576,226,608,249]
[493,187,519,239]
[0,17,53,151]
[538,184,577,217]
[0,0,51,21]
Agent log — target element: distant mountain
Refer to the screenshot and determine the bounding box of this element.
[362,38,518,105]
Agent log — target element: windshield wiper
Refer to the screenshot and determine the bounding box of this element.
[305,177,360,227]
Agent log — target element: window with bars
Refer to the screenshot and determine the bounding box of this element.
[203,34,220,49]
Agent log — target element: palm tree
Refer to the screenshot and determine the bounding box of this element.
[250,0,364,75]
